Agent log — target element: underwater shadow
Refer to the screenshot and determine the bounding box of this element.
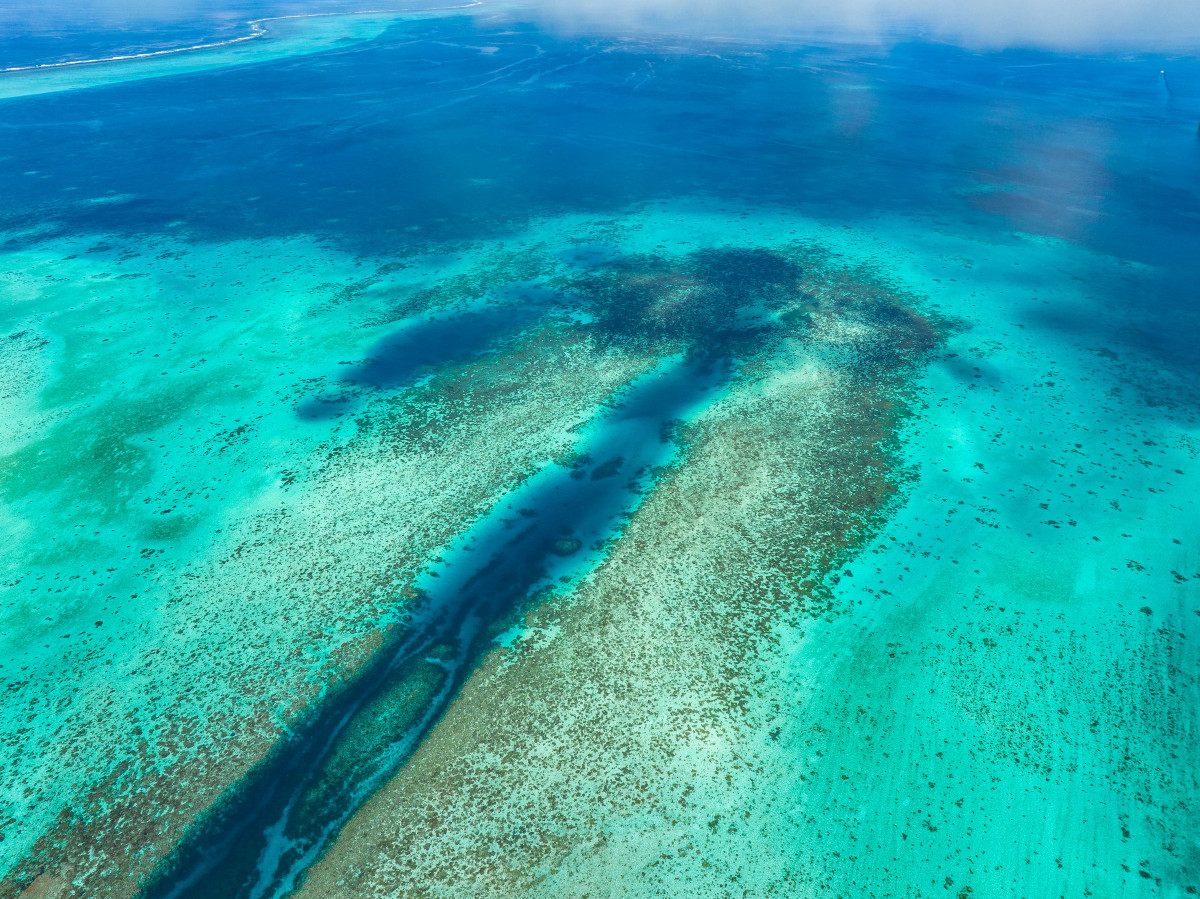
[297,284,555,421]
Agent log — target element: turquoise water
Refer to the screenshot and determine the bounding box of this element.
[148,353,732,899]
[1,7,1197,899]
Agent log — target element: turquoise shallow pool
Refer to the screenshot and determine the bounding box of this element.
[0,8,1197,899]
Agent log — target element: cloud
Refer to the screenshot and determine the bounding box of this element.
[3,0,1195,53]
[491,0,1200,50]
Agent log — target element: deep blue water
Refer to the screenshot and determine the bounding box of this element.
[3,19,1197,264]
[3,9,1199,898]
[3,17,1197,380]
[5,20,1194,394]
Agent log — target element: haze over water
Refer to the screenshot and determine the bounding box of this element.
[1,2,1197,898]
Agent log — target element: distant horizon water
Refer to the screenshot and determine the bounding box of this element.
[1,5,1197,899]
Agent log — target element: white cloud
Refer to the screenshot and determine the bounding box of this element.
[3,0,1196,52]
[488,0,1200,50]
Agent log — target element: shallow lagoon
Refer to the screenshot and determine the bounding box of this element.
[0,8,1197,899]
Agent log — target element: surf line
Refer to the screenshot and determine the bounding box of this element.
[139,353,732,899]
[0,3,482,75]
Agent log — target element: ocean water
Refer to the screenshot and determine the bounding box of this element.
[1,7,1198,899]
